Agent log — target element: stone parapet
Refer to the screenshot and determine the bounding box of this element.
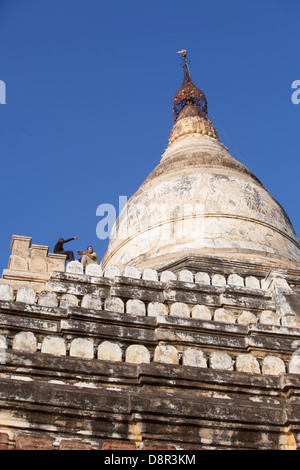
[0,295,299,369]
[1,235,66,293]
[0,265,299,371]
[1,236,300,450]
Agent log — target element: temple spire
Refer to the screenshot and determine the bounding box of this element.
[173,49,208,121]
[177,49,191,80]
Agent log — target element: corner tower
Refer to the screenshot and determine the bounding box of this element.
[102,51,300,271]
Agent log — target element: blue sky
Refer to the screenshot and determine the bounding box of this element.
[0,0,299,271]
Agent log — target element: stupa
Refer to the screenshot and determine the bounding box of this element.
[0,51,299,451]
[102,50,300,272]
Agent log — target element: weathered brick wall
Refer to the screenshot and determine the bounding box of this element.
[2,432,179,450]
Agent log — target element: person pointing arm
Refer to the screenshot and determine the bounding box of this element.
[54,236,78,262]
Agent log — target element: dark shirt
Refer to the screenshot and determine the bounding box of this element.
[54,238,75,253]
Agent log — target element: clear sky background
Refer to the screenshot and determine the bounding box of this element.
[0,0,299,272]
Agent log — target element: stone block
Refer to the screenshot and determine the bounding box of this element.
[237,310,257,324]
[147,302,168,317]
[97,341,122,362]
[15,433,54,450]
[101,440,136,450]
[30,244,49,258]
[191,304,212,320]
[38,291,58,307]
[41,336,66,356]
[227,274,244,287]
[245,276,261,289]
[288,355,300,374]
[0,335,7,364]
[104,296,124,313]
[126,299,146,316]
[8,254,28,271]
[125,345,150,364]
[81,293,102,310]
[262,270,296,318]
[160,271,176,283]
[123,266,141,279]
[261,270,289,291]
[66,261,83,275]
[263,273,291,291]
[60,294,79,308]
[182,348,207,368]
[178,270,194,283]
[142,268,158,282]
[235,354,261,374]
[69,338,94,359]
[0,432,9,450]
[29,258,48,273]
[10,235,31,257]
[12,331,38,353]
[212,274,226,286]
[104,265,121,279]
[214,308,236,323]
[169,302,190,318]
[0,284,14,301]
[59,440,92,450]
[195,272,210,285]
[47,253,66,272]
[259,310,280,326]
[278,292,300,318]
[154,345,179,365]
[16,286,36,304]
[0,335,7,350]
[143,444,177,450]
[261,356,286,375]
[209,351,233,371]
[281,315,298,328]
[85,264,103,277]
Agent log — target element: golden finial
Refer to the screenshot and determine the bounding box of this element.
[173,49,208,121]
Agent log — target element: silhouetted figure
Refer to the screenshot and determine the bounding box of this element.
[54,236,78,261]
